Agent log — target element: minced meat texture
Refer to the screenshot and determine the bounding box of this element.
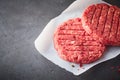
[82,3,120,46]
[54,18,105,65]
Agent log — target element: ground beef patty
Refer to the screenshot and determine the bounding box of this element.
[54,18,105,65]
[82,3,120,46]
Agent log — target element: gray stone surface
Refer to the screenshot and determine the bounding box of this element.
[0,0,120,80]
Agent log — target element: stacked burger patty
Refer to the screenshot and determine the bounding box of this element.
[82,3,120,45]
[53,3,120,65]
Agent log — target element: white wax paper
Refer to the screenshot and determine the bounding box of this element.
[34,0,120,75]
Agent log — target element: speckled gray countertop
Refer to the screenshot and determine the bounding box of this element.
[0,0,120,80]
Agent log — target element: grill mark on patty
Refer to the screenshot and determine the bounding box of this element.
[57,40,83,45]
[103,6,115,39]
[90,5,96,24]
[109,8,120,40]
[58,29,85,35]
[57,36,98,40]
[108,6,116,40]
[97,4,109,35]
[65,50,102,51]
[56,35,76,40]
[101,6,110,37]
[117,15,120,40]
[59,29,83,30]
[59,42,100,46]
[57,39,102,46]
[64,46,102,54]
[92,4,102,32]
[115,10,120,38]
[59,26,82,30]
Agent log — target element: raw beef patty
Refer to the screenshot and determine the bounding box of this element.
[54,18,105,65]
[82,3,120,45]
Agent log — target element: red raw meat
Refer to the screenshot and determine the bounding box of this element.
[54,18,105,65]
[82,3,120,46]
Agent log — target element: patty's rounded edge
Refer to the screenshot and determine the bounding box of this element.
[81,3,120,46]
[53,18,106,65]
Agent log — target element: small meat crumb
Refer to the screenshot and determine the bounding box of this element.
[71,65,75,67]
